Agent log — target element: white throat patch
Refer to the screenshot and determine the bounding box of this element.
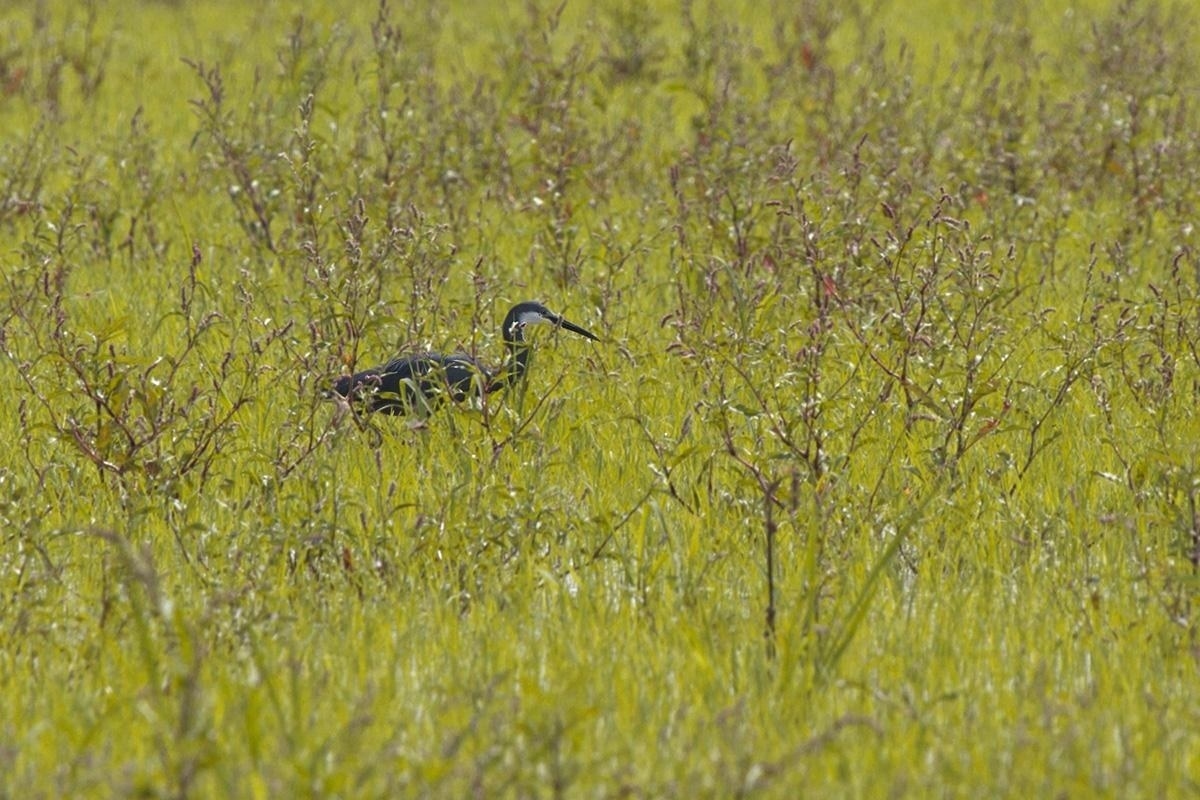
[517,311,552,326]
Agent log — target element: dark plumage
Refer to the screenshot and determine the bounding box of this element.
[329,301,598,415]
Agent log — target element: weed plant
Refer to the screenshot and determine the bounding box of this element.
[1,0,1198,796]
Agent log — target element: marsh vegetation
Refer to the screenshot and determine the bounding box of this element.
[1,0,1198,795]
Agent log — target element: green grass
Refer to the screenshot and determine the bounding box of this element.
[2,0,1200,796]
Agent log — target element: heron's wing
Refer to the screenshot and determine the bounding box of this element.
[378,353,431,374]
[334,354,437,414]
[333,352,491,414]
[437,354,492,401]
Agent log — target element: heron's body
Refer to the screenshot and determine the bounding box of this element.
[332,352,493,415]
[330,301,596,415]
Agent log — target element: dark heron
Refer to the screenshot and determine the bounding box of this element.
[329,301,598,415]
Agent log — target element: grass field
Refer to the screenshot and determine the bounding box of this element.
[2,0,1199,796]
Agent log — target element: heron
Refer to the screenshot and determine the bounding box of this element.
[328,301,598,415]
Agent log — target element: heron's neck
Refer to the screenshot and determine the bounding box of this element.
[487,339,531,393]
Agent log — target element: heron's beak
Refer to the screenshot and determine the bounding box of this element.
[552,314,599,341]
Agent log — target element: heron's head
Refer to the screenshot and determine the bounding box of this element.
[504,301,599,343]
